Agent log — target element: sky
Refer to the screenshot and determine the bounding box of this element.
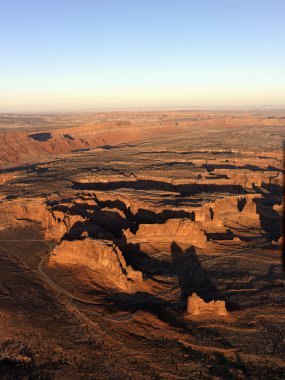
[0,0,285,112]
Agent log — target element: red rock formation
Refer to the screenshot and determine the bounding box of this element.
[0,120,178,167]
[187,293,227,316]
[211,194,261,228]
[125,219,207,248]
[0,198,85,241]
[51,237,142,291]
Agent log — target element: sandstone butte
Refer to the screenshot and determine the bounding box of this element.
[51,237,143,291]
[187,293,228,316]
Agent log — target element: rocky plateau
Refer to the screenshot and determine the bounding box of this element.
[0,111,284,379]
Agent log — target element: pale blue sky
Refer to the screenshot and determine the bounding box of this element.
[0,0,284,111]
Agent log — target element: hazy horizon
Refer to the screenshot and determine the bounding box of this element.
[1,105,285,115]
[1,0,284,112]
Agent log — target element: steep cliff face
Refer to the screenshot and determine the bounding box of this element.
[0,198,86,241]
[125,219,207,248]
[0,132,87,164]
[0,191,265,248]
[46,211,86,241]
[213,170,279,189]
[0,198,49,229]
[0,121,175,167]
[211,194,261,228]
[51,237,142,291]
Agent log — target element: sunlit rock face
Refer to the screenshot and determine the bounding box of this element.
[51,237,142,291]
[187,293,228,316]
[124,219,207,248]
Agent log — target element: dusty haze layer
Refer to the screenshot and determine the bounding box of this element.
[0,111,284,379]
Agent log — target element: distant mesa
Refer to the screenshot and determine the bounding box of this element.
[187,293,228,316]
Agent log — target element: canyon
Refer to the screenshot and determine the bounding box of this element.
[0,111,284,379]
